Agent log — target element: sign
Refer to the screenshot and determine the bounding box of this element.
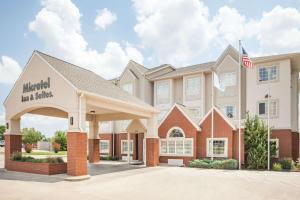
[21,77,53,102]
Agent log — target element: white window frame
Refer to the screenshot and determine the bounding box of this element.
[220,72,236,87]
[154,79,172,108]
[257,65,279,84]
[121,82,134,95]
[121,139,133,154]
[257,99,279,118]
[99,140,110,154]
[222,105,236,119]
[159,127,194,157]
[206,138,228,158]
[183,75,202,103]
[270,138,279,158]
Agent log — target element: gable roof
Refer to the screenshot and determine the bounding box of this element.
[213,45,239,70]
[159,103,201,131]
[36,51,154,110]
[199,106,236,130]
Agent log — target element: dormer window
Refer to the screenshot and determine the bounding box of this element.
[122,83,133,95]
[258,66,279,83]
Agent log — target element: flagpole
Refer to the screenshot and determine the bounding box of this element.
[238,40,242,170]
[211,70,214,161]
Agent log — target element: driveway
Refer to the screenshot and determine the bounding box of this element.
[0,154,300,200]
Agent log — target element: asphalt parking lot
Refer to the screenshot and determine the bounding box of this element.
[0,153,300,200]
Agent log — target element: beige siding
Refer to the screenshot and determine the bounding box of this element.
[205,72,212,113]
[173,78,183,104]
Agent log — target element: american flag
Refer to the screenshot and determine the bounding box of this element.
[242,48,253,68]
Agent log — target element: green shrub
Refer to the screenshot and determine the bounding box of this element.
[189,159,238,169]
[12,154,64,163]
[279,158,293,170]
[273,163,282,171]
[296,159,300,169]
[100,155,118,161]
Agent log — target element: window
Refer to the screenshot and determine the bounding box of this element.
[100,140,109,154]
[185,76,201,101]
[100,121,111,133]
[270,139,279,158]
[258,99,279,118]
[156,81,170,105]
[223,105,235,119]
[159,127,193,156]
[206,138,228,157]
[220,72,236,87]
[121,140,133,154]
[258,66,279,82]
[122,83,133,94]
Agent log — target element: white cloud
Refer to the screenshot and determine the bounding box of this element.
[133,0,215,65]
[94,8,117,30]
[0,56,22,84]
[254,6,300,54]
[29,0,143,79]
[132,1,300,62]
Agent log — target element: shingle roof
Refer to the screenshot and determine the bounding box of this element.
[150,61,215,80]
[36,51,154,110]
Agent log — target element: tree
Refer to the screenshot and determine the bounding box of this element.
[52,130,67,151]
[244,113,276,169]
[0,125,5,140]
[22,128,44,145]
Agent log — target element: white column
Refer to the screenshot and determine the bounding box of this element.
[127,132,130,164]
[88,117,99,139]
[146,114,159,138]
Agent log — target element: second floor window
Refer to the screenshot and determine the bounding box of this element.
[220,72,236,87]
[258,99,278,118]
[122,83,133,94]
[156,81,170,105]
[258,66,279,82]
[185,77,201,101]
[223,105,235,119]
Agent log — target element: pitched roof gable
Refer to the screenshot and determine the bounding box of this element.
[36,51,154,110]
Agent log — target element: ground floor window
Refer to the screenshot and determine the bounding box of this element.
[206,138,228,157]
[121,140,133,154]
[159,139,193,156]
[100,140,110,154]
[270,138,279,158]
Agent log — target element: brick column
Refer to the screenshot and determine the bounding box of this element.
[88,139,99,163]
[5,134,22,169]
[67,132,87,176]
[146,138,159,167]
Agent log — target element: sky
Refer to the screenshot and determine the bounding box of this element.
[0,0,300,137]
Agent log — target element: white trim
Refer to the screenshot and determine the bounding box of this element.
[121,139,133,154]
[206,137,228,158]
[167,126,186,138]
[199,106,236,130]
[183,74,202,106]
[159,138,194,157]
[99,140,110,154]
[158,103,200,131]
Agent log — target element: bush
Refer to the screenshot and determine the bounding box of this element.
[22,128,44,145]
[279,158,293,170]
[100,156,118,161]
[11,153,64,163]
[296,159,300,169]
[52,131,67,151]
[189,159,238,170]
[273,163,282,171]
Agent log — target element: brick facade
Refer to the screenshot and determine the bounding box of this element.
[88,139,99,163]
[146,138,159,166]
[4,134,22,168]
[67,132,87,176]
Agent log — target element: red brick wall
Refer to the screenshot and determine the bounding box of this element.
[6,161,67,175]
[158,106,198,165]
[99,133,113,157]
[67,132,87,176]
[146,138,159,166]
[199,110,234,159]
[138,133,144,161]
[88,139,99,163]
[272,129,299,161]
[4,134,22,168]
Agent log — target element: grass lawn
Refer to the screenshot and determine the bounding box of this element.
[23,151,67,156]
